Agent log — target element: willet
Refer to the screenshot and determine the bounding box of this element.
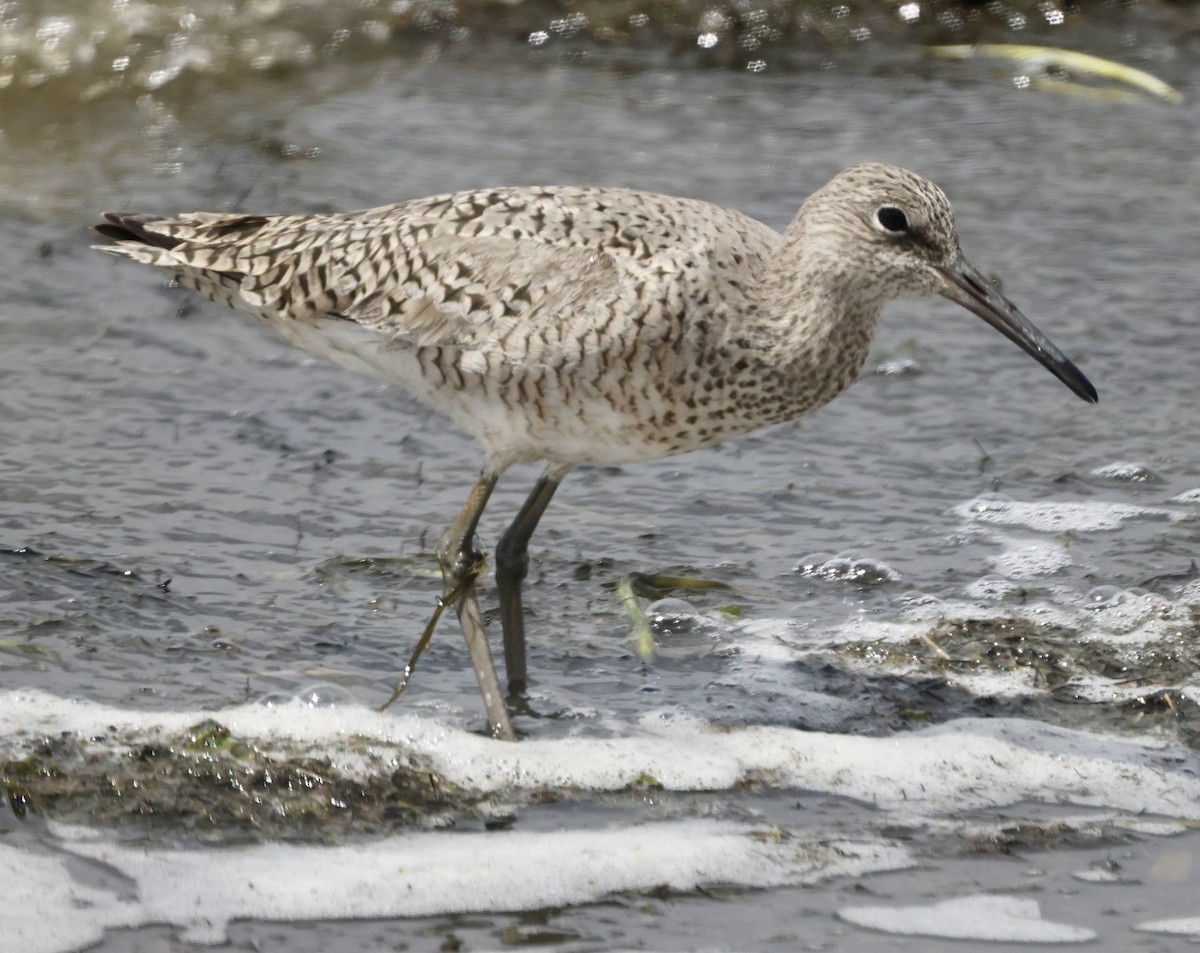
[94,163,1097,740]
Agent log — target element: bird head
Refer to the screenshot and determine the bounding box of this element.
[798,162,1098,404]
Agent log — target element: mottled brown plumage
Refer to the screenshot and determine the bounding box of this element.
[95,163,1096,739]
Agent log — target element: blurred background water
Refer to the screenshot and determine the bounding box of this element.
[2,0,1199,949]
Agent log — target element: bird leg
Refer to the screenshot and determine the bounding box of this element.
[380,470,516,741]
[440,471,516,740]
[494,468,564,696]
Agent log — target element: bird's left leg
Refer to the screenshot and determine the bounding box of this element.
[381,470,515,741]
[440,470,516,740]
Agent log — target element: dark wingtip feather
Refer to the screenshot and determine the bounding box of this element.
[92,212,180,250]
[93,222,135,241]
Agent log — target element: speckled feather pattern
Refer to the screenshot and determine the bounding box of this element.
[95,163,964,472]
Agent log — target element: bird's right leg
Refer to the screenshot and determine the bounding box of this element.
[381,470,515,741]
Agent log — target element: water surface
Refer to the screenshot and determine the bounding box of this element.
[2,7,1198,951]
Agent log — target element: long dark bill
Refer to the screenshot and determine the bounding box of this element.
[937,255,1098,404]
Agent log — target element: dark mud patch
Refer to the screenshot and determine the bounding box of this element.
[1,718,482,843]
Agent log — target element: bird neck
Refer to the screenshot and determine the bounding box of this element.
[738,232,885,418]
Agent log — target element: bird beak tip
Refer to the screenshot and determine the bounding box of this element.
[936,261,1098,407]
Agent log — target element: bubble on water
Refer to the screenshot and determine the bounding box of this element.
[1086,585,1126,606]
[822,556,858,579]
[646,598,708,635]
[637,707,711,734]
[700,9,732,31]
[873,357,921,377]
[794,551,832,573]
[964,493,1014,514]
[965,575,1022,600]
[990,542,1070,578]
[1180,580,1200,604]
[297,684,353,708]
[36,16,74,48]
[1078,586,1175,636]
[794,552,900,584]
[360,20,390,43]
[1090,461,1162,484]
[897,590,941,608]
[646,597,699,618]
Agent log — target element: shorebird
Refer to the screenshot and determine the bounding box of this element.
[94,163,1097,740]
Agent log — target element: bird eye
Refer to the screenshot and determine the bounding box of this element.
[876,206,908,233]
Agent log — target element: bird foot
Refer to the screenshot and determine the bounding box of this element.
[436,531,487,584]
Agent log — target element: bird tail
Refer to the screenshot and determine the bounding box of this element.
[92,211,251,309]
[92,212,187,269]
[94,212,181,250]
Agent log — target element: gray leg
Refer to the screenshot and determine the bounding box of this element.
[495,468,564,695]
[435,470,515,740]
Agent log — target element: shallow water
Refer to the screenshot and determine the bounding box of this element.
[7,49,1197,730]
[2,5,1199,951]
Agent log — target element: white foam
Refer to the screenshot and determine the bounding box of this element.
[2,691,1198,952]
[0,843,142,953]
[1071,867,1122,883]
[964,574,1024,599]
[1065,674,1195,707]
[736,615,927,655]
[661,583,1193,716]
[1,822,912,953]
[917,811,1191,844]
[839,894,1096,942]
[1,691,1197,819]
[944,669,1043,699]
[874,357,920,376]
[958,496,1168,533]
[1136,917,1200,937]
[990,540,1072,578]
